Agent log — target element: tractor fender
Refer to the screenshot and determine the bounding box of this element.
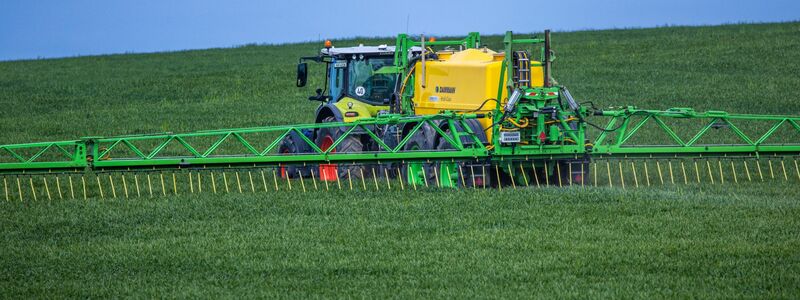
[314,103,368,138]
[315,103,344,124]
[314,104,344,141]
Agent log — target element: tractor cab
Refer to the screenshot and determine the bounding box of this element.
[297,42,421,123]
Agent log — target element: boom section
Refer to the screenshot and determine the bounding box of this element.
[590,107,800,158]
[0,113,488,174]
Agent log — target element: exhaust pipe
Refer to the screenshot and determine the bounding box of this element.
[544,29,551,87]
[421,34,426,89]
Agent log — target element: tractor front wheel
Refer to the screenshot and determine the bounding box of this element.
[278,130,312,178]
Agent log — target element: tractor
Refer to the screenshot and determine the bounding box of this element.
[286,31,582,186]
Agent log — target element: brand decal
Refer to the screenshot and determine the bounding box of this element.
[435,86,456,93]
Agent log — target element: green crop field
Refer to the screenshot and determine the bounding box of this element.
[1,22,799,298]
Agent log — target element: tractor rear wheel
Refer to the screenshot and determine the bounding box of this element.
[315,116,365,179]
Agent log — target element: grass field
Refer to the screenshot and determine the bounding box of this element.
[1,22,799,298]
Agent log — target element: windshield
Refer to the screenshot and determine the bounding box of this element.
[346,57,396,104]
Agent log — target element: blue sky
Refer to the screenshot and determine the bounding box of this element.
[1,0,798,61]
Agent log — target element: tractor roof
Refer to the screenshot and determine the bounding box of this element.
[321,44,421,56]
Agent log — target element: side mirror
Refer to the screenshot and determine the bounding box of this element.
[296,62,308,87]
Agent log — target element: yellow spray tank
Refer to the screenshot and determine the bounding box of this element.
[412,48,544,141]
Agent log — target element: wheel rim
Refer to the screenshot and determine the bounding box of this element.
[320,135,335,153]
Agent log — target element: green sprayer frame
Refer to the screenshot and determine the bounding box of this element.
[592,107,800,157]
[0,113,488,174]
[2,108,798,175]
[1,30,799,180]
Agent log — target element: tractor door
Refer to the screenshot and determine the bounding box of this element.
[328,58,346,102]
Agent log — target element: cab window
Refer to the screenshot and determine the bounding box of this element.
[346,57,396,104]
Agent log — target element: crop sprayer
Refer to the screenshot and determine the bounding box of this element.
[1,30,799,200]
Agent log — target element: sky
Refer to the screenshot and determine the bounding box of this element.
[1,0,798,61]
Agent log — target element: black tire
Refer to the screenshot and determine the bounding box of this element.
[550,159,590,186]
[278,130,312,178]
[378,125,402,179]
[401,123,437,186]
[486,163,514,188]
[315,116,365,178]
[460,119,489,147]
[527,162,549,186]
[435,125,490,188]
